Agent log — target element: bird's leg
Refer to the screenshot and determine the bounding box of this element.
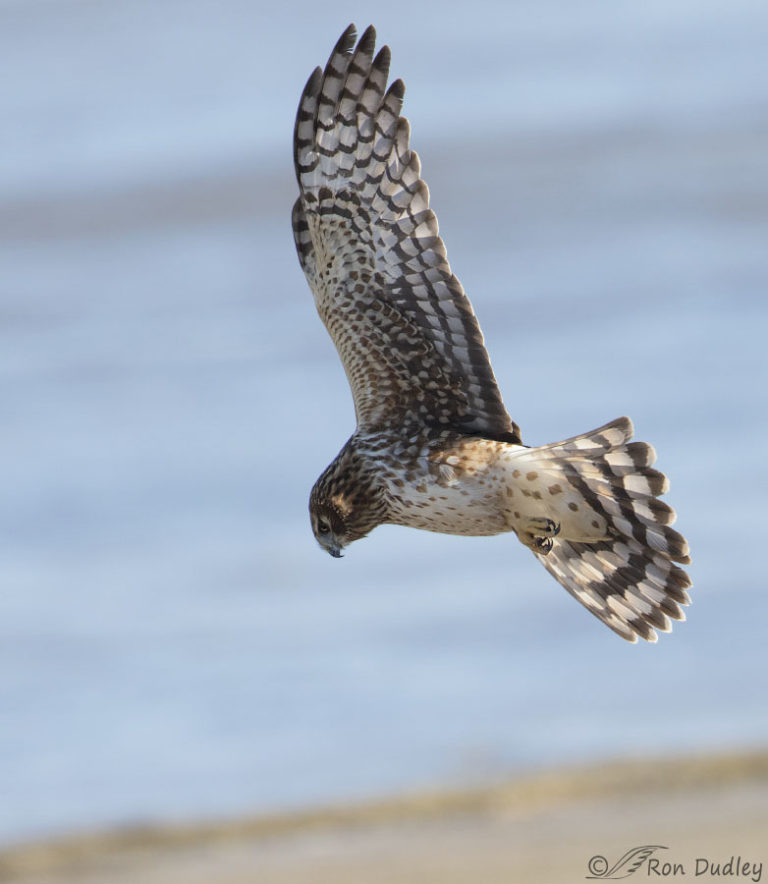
[517,517,560,555]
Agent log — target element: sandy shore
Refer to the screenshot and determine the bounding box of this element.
[2,750,767,884]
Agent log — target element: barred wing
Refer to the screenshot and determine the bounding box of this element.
[292,25,520,442]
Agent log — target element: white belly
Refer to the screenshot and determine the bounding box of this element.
[384,448,510,537]
[382,440,609,543]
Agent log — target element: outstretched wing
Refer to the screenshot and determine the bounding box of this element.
[292,24,521,443]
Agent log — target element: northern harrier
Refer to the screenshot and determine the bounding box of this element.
[291,25,691,642]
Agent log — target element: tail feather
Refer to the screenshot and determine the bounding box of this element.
[528,417,692,643]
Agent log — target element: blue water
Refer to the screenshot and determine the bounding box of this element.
[1,0,767,846]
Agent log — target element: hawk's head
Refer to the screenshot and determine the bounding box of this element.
[309,498,349,558]
[309,440,387,558]
[310,484,378,557]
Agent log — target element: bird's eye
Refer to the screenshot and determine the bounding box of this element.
[317,519,331,535]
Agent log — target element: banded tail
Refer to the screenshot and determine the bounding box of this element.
[518,417,691,642]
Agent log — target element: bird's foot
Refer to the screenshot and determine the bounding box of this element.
[518,517,560,556]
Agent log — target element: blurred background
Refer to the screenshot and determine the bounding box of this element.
[1,0,767,850]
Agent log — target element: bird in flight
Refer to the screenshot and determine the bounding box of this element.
[291,24,691,642]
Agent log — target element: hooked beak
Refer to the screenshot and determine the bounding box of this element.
[327,543,343,559]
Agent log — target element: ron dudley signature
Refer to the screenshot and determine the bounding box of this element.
[587,847,764,881]
[648,857,763,882]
